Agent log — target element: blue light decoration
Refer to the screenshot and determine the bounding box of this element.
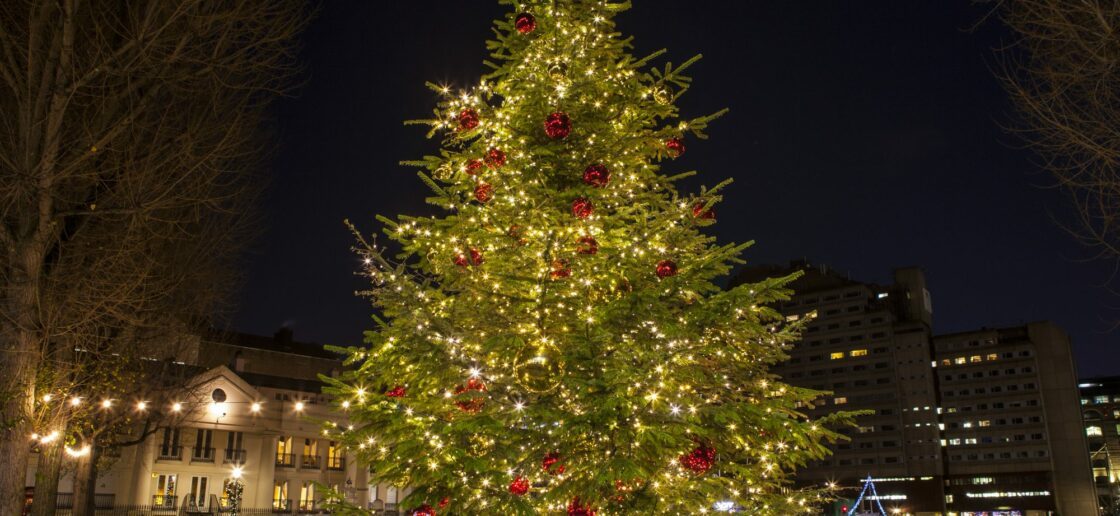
[846,475,888,516]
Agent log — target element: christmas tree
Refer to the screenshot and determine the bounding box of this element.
[327,1,852,514]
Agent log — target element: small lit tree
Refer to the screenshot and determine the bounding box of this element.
[327,1,852,514]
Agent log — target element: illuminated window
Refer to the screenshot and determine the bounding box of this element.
[962,422,972,428]
[850,349,868,357]
[949,438,960,445]
[986,353,998,361]
[955,357,966,365]
[1087,426,1103,436]
[834,397,848,405]
[1095,395,1109,404]
[978,420,990,427]
[965,438,977,444]
[830,352,844,360]
[942,359,952,366]
[970,355,982,363]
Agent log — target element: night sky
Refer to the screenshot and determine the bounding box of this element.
[231,1,1120,378]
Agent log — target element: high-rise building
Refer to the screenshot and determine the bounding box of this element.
[1077,375,1120,514]
[934,323,1096,515]
[732,261,1098,516]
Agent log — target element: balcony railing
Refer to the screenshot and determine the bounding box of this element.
[273,498,291,512]
[298,499,318,512]
[157,445,182,460]
[224,448,248,464]
[300,454,321,469]
[55,493,115,509]
[327,455,345,470]
[276,452,295,467]
[151,494,177,510]
[191,446,215,462]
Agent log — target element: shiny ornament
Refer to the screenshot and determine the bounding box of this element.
[542,452,564,474]
[508,225,527,246]
[571,197,593,219]
[691,201,715,220]
[567,498,596,516]
[439,498,449,509]
[508,476,530,496]
[544,111,572,139]
[457,109,479,131]
[652,87,670,105]
[454,248,484,268]
[465,159,484,175]
[434,163,454,181]
[679,444,716,474]
[548,62,568,82]
[665,137,686,158]
[582,163,610,187]
[411,505,436,516]
[516,342,564,393]
[656,259,677,278]
[485,147,506,169]
[576,235,598,255]
[474,183,493,203]
[550,259,571,279]
[514,12,536,34]
[385,385,406,398]
[454,377,487,413]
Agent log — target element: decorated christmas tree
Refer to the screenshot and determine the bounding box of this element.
[327,1,853,514]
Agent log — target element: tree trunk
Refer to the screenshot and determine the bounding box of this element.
[29,437,62,516]
[71,446,98,516]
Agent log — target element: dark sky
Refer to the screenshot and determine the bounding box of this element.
[232,1,1120,378]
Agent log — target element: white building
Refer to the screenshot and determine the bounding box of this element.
[27,330,410,513]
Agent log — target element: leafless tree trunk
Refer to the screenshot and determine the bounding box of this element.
[71,445,97,516]
[0,0,307,512]
[29,438,62,516]
[993,1,1120,269]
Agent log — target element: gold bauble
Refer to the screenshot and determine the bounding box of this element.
[514,341,565,393]
[652,87,671,105]
[548,62,568,82]
[434,162,454,181]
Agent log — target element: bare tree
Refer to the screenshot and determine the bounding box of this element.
[993,1,1120,268]
[0,1,307,513]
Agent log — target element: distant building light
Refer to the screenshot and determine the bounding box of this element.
[877,292,889,299]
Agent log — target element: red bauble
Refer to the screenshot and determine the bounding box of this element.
[691,201,715,220]
[567,498,596,516]
[515,12,537,34]
[665,137,686,158]
[508,476,530,496]
[457,109,479,132]
[576,235,598,255]
[475,182,493,203]
[679,444,716,474]
[456,377,486,393]
[550,259,571,279]
[439,498,449,509]
[454,248,484,268]
[544,111,572,139]
[455,398,484,413]
[411,505,436,516]
[466,159,484,175]
[508,225,526,245]
[582,163,610,187]
[542,452,563,474]
[655,259,678,278]
[485,148,506,169]
[385,385,406,398]
[571,197,593,219]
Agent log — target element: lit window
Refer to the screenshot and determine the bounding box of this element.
[1095,395,1109,404]
[942,359,952,366]
[834,397,848,405]
[1087,426,1103,436]
[970,355,982,363]
[850,349,868,357]
[830,352,844,360]
[949,438,961,445]
[986,353,998,361]
[955,357,967,365]
[978,420,990,427]
[965,438,977,444]
[962,422,972,428]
